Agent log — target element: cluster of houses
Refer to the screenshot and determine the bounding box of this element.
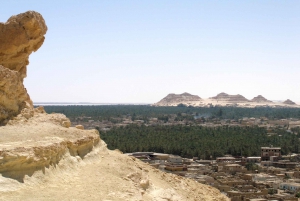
[127,147,300,201]
[72,115,300,134]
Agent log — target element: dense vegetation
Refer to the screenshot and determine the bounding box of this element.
[101,124,300,159]
[43,105,300,121]
[42,105,300,158]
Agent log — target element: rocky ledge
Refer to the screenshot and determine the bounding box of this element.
[0,107,99,182]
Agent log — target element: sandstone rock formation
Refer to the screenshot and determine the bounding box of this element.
[0,65,32,124]
[283,99,296,105]
[251,95,272,103]
[0,108,99,182]
[0,11,47,124]
[0,11,47,79]
[210,92,249,102]
[154,92,202,106]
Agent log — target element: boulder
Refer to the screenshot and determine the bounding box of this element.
[75,125,84,130]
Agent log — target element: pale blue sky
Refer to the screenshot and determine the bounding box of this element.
[2,1,300,103]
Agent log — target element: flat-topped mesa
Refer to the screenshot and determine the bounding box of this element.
[251,95,272,103]
[0,11,47,79]
[154,92,202,106]
[0,11,47,124]
[210,92,249,102]
[283,99,296,105]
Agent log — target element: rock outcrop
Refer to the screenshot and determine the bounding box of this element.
[0,11,47,79]
[0,108,99,182]
[210,92,249,102]
[283,99,296,105]
[0,11,47,124]
[251,95,272,103]
[154,92,202,106]
[0,65,32,124]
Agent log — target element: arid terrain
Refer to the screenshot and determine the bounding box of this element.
[0,11,228,201]
[154,92,299,108]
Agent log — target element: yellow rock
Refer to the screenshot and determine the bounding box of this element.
[75,125,84,130]
[0,11,47,124]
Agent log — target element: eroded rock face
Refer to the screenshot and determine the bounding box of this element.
[0,11,47,79]
[0,11,47,124]
[0,65,32,124]
[0,110,100,182]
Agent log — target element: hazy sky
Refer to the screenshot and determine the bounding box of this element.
[2,1,300,103]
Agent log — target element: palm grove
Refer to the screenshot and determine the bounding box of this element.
[101,124,299,159]
[44,105,300,159]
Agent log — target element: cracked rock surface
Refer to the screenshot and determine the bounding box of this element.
[0,11,47,124]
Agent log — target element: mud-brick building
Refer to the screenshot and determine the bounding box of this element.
[261,147,281,161]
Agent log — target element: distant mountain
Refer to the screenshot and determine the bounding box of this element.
[154,92,202,106]
[251,95,272,103]
[154,92,299,108]
[283,99,296,105]
[210,92,249,102]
